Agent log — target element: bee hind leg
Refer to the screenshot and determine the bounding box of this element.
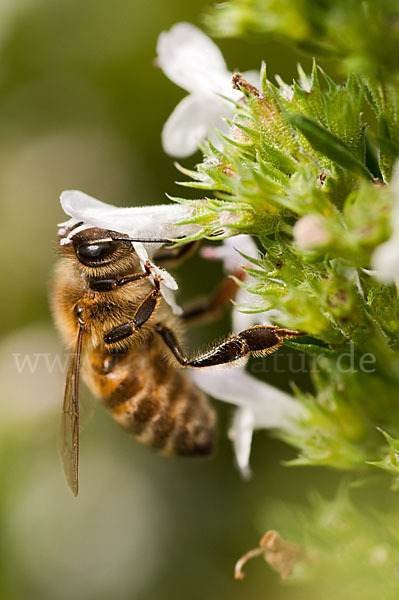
[155,323,303,368]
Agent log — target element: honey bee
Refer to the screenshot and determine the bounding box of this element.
[52,201,302,496]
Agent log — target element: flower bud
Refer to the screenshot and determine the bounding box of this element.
[293,215,330,250]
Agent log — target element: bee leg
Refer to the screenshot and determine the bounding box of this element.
[155,323,303,368]
[89,262,152,292]
[104,276,162,344]
[182,269,246,324]
[155,240,199,266]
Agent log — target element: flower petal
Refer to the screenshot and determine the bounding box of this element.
[129,242,182,314]
[191,364,305,476]
[371,239,399,284]
[157,22,230,94]
[231,407,255,479]
[60,190,199,256]
[159,284,183,316]
[191,364,304,426]
[132,241,178,290]
[370,161,399,285]
[162,93,233,157]
[162,95,212,157]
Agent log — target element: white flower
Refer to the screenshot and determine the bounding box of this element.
[371,238,399,284]
[190,364,305,478]
[157,22,245,158]
[58,190,200,315]
[200,234,283,331]
[371,162,399,285]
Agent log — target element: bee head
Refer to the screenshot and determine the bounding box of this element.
[71,228,133,267]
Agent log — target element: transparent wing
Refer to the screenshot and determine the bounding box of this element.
[79,391,97,433]
[59,325,84,497]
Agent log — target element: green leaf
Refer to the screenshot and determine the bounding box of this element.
[287,114,373,180]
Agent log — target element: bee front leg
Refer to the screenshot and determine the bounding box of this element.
[104,276,162,345]
[89,262,152,292]
[181,270,245,324]
[155,324,304,368]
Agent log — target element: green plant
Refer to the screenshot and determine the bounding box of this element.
[160,1,399,593]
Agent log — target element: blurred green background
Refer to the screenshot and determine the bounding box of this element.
[0,1,341,598]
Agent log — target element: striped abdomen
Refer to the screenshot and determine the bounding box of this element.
[85,343,217,457]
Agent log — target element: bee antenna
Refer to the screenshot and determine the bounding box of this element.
[112,237,175,244]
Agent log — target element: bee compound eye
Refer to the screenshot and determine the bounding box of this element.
[77,241,117,263]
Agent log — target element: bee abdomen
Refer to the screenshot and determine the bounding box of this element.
[157,382,217,458]
[97,356,217,458]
